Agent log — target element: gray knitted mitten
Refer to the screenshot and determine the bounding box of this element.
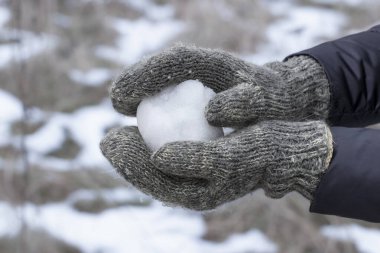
[206,57,330,127]
[110,45,330,127]
[100,120,333,210]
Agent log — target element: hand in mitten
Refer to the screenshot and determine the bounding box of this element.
[111,45,330,126]
[100,121,333,210]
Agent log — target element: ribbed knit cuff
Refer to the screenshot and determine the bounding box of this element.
[260,121,332,200]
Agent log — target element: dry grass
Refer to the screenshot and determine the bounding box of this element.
[1,227,82,253]
[2,0,120,113]
[56,1,118,50]
[11,119,45,136]
[0,166,126,205]
[0,54,109,112]
[0,145,21,162]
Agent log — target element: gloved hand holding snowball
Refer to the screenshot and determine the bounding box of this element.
[100,45,333,210]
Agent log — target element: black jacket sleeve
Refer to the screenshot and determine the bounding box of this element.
[310,127,380,222]
[287,25,380,222]
[288,25,380,127]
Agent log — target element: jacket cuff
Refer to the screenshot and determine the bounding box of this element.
[310,126,380,223]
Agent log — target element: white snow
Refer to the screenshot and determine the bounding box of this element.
[311,0,364,6]
[137,80,224,151]
[322,224,380,253]
[66,187,150,205]
[0,194,276,253]
[0,5,10,27]
[0,4,56,68]
[245,2,347,64]
[270,6,346,51]
[0,188,278,253]
[0,89,23,124]
[68,68,113,87]
[0,89,23,146]
[95,18,184,65]
[25,116,67,154]
[25,100,136,169]
[67,102,136,167]
[0,29,56,68]
[96,0,183,65]
[0,202,21,237]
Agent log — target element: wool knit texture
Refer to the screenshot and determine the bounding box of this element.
[110,45,330,127]
[207,56,331,126]
[100,121,333,210]
[102,45,334,210]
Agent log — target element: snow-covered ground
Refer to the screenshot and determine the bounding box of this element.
[0,6,56,68]
[0,89,23,146]
[1,0,380,252]
[322,225,380,253]
[24,100,136,170]
[68,68,114,87]
[95,0,184,65]
[0,188,277,253]
[245,1,347,64]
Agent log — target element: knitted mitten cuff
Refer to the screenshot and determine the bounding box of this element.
[258,120,333,200]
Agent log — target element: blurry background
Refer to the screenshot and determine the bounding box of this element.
[1,0,380,252]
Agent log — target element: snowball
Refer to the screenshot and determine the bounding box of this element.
[137,80,224,152]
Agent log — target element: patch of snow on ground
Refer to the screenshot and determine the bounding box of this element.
[321,224,380,253]
[0,203,21,237]
[0,89,23,146]
[0,90,23,124]
[13,195,276,253]
[0,5,10,27]
[68,68,113,86]
[67,187,150,204]
[26,202,202,253]
[96,18,184,65]
[270,6,346,52]
[245,1,347,64]
[25,115,67,154]
[0,5,56,68]
[25,100,136,169]
[0,189,277,253]
[0,29,56,68]
[311,0,364,6]
[67,102,136,167]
